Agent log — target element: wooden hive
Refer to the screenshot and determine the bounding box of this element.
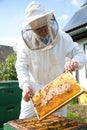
[32,72,84,120]
[4,115,87,130]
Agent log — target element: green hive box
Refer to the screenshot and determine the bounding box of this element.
[0,81,22,127]
[0,104,20,126]
[3,125,13,130]
[0,81,22,106]
[0,126,3,130]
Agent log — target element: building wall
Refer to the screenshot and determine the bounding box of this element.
[76,37,87,90]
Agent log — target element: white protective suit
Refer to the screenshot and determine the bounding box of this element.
[15,26,87,119]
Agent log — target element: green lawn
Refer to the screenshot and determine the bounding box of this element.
[67,102,87,123]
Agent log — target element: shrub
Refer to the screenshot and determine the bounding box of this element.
[0,53,17,80]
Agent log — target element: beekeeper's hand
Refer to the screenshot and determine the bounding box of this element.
[22,86,34,102]
[64,61,79,72]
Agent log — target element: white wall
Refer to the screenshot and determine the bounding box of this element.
[76,37,87,90]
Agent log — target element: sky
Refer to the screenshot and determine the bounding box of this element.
[0,0,85,46]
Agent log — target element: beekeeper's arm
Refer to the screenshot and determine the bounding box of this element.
[64,32,87,71]
[15,42,34,101]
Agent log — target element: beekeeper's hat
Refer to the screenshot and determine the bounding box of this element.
[23,1,54,29]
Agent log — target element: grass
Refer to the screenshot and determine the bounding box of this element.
[67,111,87,123]
[67,99,87,123]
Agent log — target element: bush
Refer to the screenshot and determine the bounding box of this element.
[0,53,17,80]
[68,97,78,104]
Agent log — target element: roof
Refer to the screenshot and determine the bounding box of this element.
[82,0,87,6]
[63,1,87,32]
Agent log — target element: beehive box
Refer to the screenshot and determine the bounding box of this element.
[0,126,3,130]
[0,80,22,106]
[0,104,20,125]
[4,115,87,130]
[78,92,87,105]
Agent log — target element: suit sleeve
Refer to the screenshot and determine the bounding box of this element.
[15,42,30,89]
[64,32,87,69]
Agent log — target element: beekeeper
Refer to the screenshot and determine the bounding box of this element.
[15,1,87,119]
